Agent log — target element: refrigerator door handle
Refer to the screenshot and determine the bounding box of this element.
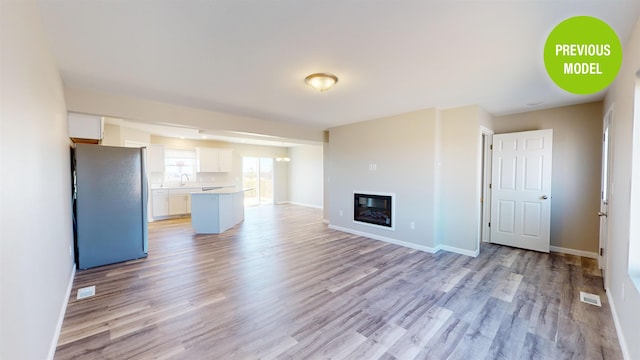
[141,147,149,254]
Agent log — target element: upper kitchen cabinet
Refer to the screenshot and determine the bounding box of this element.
[147,144,165,173]
[196,147,233,172]
[68,112,104,143]
[218,149,233,172]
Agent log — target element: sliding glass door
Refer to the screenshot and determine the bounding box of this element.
[242,157,273,206]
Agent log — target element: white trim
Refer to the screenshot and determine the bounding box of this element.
[329,225,439,253]
[286,201,323,209]
[329,224,480,257]
[47,264,76,360]
[437,244,480,258]
[480,127,494,245]
[322,219,330,225]
[606,288,631,360]
[549,246,598,259]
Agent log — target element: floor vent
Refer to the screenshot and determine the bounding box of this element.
[579,291,602,307]
[77,285,96,300]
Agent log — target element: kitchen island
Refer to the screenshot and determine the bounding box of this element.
[190,188,248,234]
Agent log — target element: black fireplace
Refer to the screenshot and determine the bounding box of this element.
[354,193,392,228]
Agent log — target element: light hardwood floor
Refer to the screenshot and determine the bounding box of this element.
[55,205,622,359]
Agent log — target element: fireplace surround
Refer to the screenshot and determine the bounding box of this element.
[353,192,394,229]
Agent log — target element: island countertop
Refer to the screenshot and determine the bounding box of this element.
[191,187,251,195]
[190,188,248,234]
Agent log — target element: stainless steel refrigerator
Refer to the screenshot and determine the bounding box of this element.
[72,144,148,269]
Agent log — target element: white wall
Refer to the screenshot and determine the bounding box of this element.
[288,145,324,208]
[0,1,75,359]
[603,15,640,360]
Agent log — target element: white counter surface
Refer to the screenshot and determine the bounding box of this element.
[192,187,251,195]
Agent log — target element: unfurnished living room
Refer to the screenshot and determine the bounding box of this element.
[2,1,640,359]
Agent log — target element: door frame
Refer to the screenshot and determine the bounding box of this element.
[489,129,553,253]
[599,105,614,287]
[479,127,494,244]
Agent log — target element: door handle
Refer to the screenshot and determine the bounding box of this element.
[541,195,549,200]
[598,212,608,217]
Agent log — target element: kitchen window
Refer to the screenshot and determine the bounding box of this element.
[164,149,196,183]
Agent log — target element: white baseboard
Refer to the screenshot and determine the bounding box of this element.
[436,244,480,258]
[549,246,598,259]
[329,224,440,254]
[606,288,631,360]
[281,201,323,209]
[329,225,481,257]
[322,219,330,225]
[48,263,75,360]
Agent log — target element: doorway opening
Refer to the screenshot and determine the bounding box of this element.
[242,157,274,206]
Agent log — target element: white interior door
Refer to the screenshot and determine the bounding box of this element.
[599,109,613,284]
[490,129,553,252]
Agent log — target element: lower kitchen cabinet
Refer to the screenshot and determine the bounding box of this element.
[152,188,201,219]
[152,190,169,217]
[169,193,189,216]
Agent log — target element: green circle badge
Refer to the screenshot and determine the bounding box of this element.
[544,16,622,94]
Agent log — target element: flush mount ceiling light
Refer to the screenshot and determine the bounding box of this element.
[305,73,338,92]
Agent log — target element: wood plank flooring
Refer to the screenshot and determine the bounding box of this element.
[55,205,622,359]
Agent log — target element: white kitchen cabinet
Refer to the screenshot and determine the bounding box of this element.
[218,149,233,172]
[196,147,219,172]
[152,189,169,218]
[68,112,104,141]
[169,193,189,216]
[147,144,165,173]
[196,147,233,172]
[168,188,199,216]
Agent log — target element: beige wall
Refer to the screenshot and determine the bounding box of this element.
[439,105,492,253]
[121,126,151,145]
[328,109,439,249]
[102,123,121,147]
[323,132,330,221]
[0,1,75,359]
[327,105,490,254]
[289,145,324,208]
[493,102,603,253]
[603,15,640,360]
[103,123,151,147]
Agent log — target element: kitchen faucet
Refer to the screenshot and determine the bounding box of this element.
[180,173,190,186]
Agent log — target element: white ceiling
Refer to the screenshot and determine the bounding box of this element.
[37,1,640,131]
